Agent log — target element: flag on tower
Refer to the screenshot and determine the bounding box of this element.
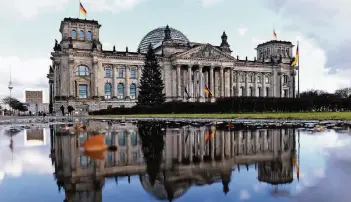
[273,29,277,40]
[291,45,299,67]
[80,2,87,17]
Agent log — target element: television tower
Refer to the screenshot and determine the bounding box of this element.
[8,66,13,115]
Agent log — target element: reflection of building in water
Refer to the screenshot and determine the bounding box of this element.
[258,129,295,185]
[24,128,46,146]
[50,121,297,202]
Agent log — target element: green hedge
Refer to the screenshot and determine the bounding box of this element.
[89,97,351,115]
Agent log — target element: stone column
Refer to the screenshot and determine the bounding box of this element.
[125,65,130,99]
[273,70,277,97]
[93,60,99,97]
[253,72,257,97]
[210,66,214,96]
[230,68,233,96]
[112,66,117,97]
[262,73,266,97]
[199,66,204,98]
[220,67,224,97]
[137,66,142,97]
[177,65,181,98]
[68,60,74,96]
[245,72,248,96]
[188,66,192,98]
[236,71,240,96]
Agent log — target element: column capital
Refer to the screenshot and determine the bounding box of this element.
[210,65,215,70]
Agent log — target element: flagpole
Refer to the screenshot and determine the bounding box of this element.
[297,41,300,98]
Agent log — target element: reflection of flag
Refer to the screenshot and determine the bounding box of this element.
[205,129,215,143]
[80,2,87,17]
[292,155,299,180]
[184,87,190,99]
[291,45,299,67]
[273,29,277,39]
[204,86,214,97]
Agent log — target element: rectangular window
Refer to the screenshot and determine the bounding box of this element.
[118,69,124,78]
[258,87,261,97]
[257,76,262,83]
[284,89,288,97]
[105,68,111,77]
[79,84,88,98]
[130,70,136,78]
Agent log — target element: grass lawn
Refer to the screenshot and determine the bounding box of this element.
[93,112,351,120]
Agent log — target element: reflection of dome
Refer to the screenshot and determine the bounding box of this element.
[140,174,190,201]
[258,161,293,185]
[138,26,189,53]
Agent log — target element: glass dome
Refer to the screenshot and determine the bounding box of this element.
[138,26,190,53]
[139,174,190,200]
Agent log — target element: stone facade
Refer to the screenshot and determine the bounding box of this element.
[47,18,296,113]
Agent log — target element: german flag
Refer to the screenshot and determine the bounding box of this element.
[291,45,299,67]
[80,2,87,17]
[204,85,214,97]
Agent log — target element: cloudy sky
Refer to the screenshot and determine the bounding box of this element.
[0,0,349,103]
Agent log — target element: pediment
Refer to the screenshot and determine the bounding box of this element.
[174,44,234,61]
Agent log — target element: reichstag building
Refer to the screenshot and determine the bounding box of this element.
[47,18,296,112]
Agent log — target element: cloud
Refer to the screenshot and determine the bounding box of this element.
[199,0,222,7]
[0,149,54,179]
[261,0,351,78]
[0,56,50,102]
[0,0,69,19]
[80,0,145,13]
[237,28,248,36]
[239,189,250,200]
[0,0,145,19]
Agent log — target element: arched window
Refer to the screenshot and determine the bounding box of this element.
[240,86,245,96]
[117,83,124,99]
[249,74,254,83]
[130,83,136,99]
[80,30,85,38]
[240,74,244,82]
[71,30,77,38]
[104,83,112,99]
[87,31,92,40]
[75,65,89,76]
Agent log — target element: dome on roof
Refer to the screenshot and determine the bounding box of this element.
[139,174,190,201]
[138,26,189,53]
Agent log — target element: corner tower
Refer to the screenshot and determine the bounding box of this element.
[58,18,102,51]
[256,40,294,64]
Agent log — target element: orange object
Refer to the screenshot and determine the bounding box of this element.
[81,134,107,152]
